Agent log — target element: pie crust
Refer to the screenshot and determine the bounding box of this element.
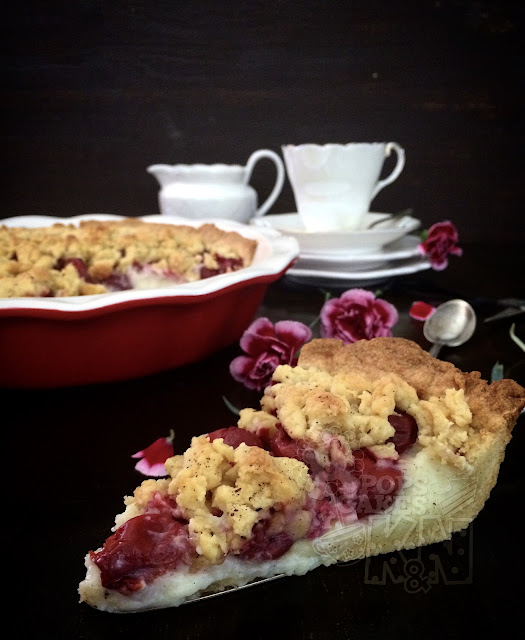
[79,337,525,612]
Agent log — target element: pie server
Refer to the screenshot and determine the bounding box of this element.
[184,574,287,604]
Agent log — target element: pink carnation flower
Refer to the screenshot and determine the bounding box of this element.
[230,317,312,391]
[131,431,174,477]
[418,221,462,271]
[320,289,398,343]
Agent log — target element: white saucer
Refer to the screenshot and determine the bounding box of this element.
[296,234,422,270]
[285,256,431,288]
[251,212,421,256]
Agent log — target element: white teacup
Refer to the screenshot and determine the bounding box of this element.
[281,142,405,231]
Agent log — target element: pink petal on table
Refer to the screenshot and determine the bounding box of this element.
[131,434,174,477]
[133,458,171,477]
[409,301,435,321]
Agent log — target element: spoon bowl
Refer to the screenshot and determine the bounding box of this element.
[423,299,477,358]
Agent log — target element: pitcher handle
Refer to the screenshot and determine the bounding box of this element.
[371,142,405,200]
[245,149,285,217]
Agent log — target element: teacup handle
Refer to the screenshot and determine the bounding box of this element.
[371,142,405,200]
[245,149,285,217]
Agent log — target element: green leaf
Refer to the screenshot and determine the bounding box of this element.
[490,361,504,382]
[222,395,240,416]
[319,288,332,303]
[510,323,525,352]
[420,229,429,242]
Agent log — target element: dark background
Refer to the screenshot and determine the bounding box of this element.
[2,2,525,639]
[2,0,524,244]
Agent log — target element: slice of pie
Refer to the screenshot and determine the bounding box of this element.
[79,337,525,613]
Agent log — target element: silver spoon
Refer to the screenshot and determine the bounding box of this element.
[367,208,414,229]
[423,299,477,358]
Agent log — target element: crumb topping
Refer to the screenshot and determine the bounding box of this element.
[0,218,257,297]
[122,435,311,564]
[294,337,525,469]
[242,363,476,471]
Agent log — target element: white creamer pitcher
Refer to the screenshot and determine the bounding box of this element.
[147,149,285,223]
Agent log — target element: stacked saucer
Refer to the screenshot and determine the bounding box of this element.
[251,212,431,287]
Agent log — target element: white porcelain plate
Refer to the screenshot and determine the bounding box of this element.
[285,256,431,288]
[296,234,422,271]
[251,212,421,256]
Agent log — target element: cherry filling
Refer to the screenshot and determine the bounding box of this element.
[102,272,132,291]
[268,425,305,460]
[387,410,418,454]
[237,520,294,561]
[207,426,264,449]
[91,413,418,593]
[53,257,131,291]
[306,466,360,538]
[200,255,244,279]
[51,252,245,295]
[54,257,89,280]
[90,511,194,595]
[264,413,418,538]
[267,425,324,474]
[352,448,403,516]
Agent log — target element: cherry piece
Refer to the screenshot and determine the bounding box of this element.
[387,410,418,454]
[91,512,194,594]
[207,426,264,449]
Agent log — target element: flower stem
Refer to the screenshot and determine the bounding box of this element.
[308,316,320,330]
[308,289,332,331]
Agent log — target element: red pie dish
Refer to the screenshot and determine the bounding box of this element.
[0,214,299,388]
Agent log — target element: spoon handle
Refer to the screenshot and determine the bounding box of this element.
[429,343,443,358]
[367,208,414,229]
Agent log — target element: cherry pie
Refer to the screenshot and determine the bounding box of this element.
[79,337,525,612]
[0,218,257,297]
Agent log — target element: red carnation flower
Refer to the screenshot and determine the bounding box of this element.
[418,221,462,271]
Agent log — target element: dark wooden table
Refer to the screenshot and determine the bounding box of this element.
[4,243,524,639]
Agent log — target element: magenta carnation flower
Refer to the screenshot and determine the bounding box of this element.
[418,221,462,271]
[320,289,398,343]
[230,317,312,391]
